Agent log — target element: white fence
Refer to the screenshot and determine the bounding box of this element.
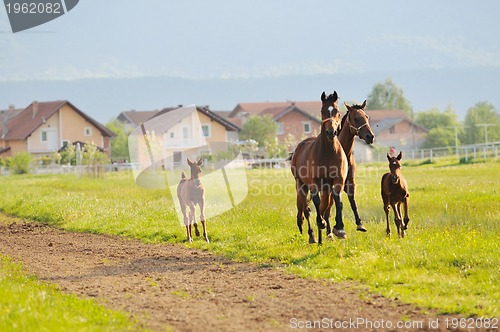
[369,142,500,163]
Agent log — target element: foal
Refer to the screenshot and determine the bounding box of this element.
[177,158,208,243]
[381,152,410,238]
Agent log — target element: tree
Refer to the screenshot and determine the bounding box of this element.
[239,115,277,147]
[415,106,461,148]
[421,128,456,149]
[461,102,500,145]
[366,78,412,116]
[106,119,131,161]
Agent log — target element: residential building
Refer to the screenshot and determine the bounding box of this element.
[124,105,240,168]
[366,109,428,150]
[0,100,114,159]
[226,101,322,146]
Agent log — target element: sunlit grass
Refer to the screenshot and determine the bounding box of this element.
[0,254,143,331]
[0,158,499,317]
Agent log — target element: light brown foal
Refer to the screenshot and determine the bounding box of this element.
[177,158,208,243]
[381,152,410,238]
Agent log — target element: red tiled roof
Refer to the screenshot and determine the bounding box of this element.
[118,110,160,126]
[260,105,321,123]
[230,101,322,118]
[1,100,114,140]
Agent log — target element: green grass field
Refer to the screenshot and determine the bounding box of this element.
[0,254,143,332]
[0,158,499,326]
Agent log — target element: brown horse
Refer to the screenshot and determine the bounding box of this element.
[381,152,410,238]
[338,100,375,231]
[177,158,208,243]
[291,91,348,244]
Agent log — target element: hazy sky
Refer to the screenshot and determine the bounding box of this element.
[1,0,499,82]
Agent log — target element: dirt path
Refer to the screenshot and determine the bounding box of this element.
[0,217,456,331]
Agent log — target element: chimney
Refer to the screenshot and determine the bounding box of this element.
[32,101,39,118]
[8,104,15,114]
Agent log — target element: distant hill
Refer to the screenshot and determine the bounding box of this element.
[1,67,499,124]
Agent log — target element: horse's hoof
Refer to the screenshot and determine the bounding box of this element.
[356,224,367,232]
[195,229,201,237]
[205,237,210,243]
[327,232,334,239]
[333,228,347,239]
[308,236,317,244]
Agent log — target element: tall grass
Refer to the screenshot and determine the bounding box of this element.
[0,159,499,317]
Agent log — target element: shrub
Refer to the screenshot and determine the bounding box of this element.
[8,152,31,174]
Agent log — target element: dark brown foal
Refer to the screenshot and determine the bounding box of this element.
[177,158,208,243]
[381,152,410,238]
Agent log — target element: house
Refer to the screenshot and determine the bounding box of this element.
[117,109,163,131]
[227,101,322,145]
[125,105,240,168]
[366,109,428,150]
[0,101,114,159]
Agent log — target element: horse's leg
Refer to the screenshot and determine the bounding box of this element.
[403,196,410,231]
[384,202,391,237]
[298,183,316,244]
[345,180,366,232]
[180,202,192,243]
[317,190,332,244]
[295,181,306,234]
[199,199,209,243]
[312,192,326,230]
[187,203,196,243]
[392,202,402,238]
[330,181,346,239]
[192,205,200,237]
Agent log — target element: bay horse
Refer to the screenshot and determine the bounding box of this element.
[381,152,410,238]
[291,91,348,244]
[177,158,209,243]
[338,100,375,231]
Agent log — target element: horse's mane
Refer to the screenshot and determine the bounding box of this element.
[341,111,349,128]
[341,103,364,128]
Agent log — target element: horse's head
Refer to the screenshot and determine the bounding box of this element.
[187,158,203,186]
[344,100,375,144]
[387,151,403,184]
[320,91,341,141]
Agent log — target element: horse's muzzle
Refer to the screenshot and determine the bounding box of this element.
[364,133,374,144]
[391,175,399,184]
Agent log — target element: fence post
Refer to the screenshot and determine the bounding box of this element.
[430,149,433,163]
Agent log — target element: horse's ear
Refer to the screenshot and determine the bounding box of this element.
[333,91,338,101]
[361,100,367,109]
[344,102,351,109]
[197,159,203,166]
[321,91,326,101]
[187,158,193,166]
[397,151,403,160]
[387,153,391,162]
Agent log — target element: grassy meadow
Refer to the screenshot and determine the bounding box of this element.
[0,157,499,321]
[0,254,143,332]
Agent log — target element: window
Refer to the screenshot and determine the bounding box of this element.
[84,127,92,136]
[276,122,284,135]
[41,130,47,142]
[170,132,175,139]
[303,122,312,134]
[201,124,211,138]
[389,126,396,134]
[183,127,190,139]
